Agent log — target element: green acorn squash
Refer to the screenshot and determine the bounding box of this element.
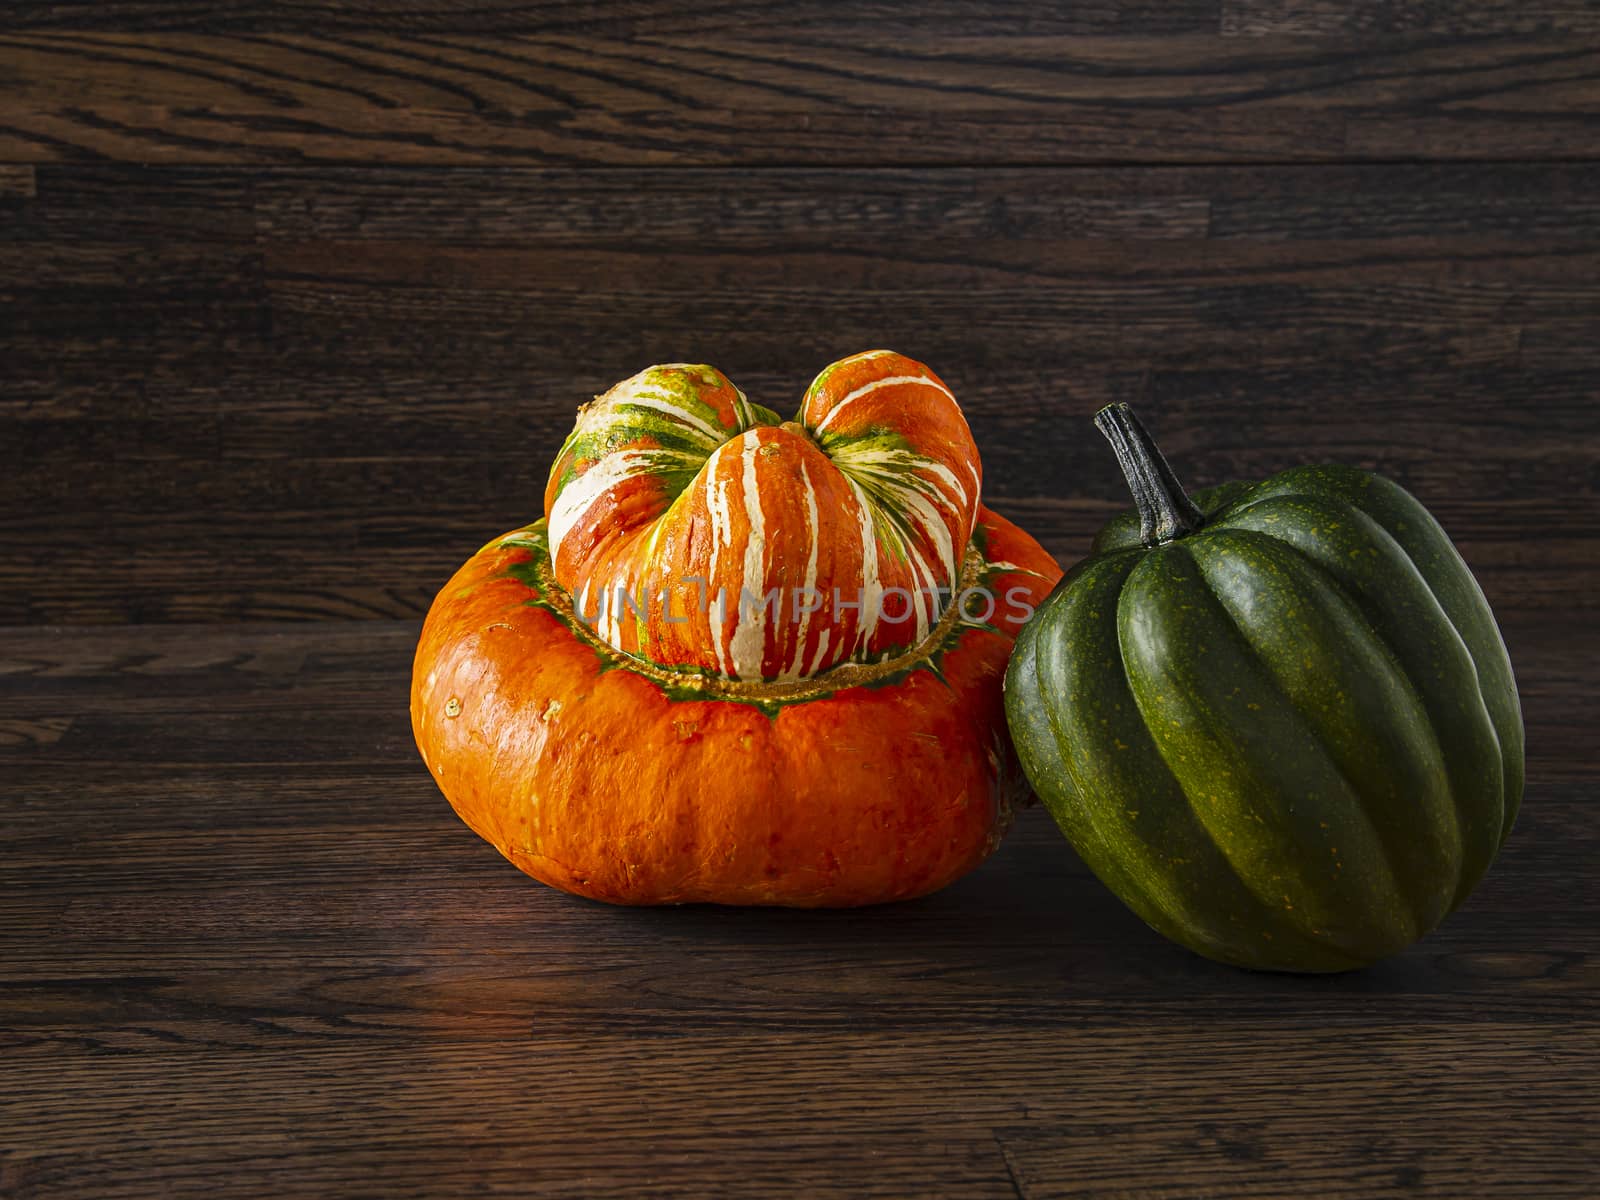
[1005,404,1524,972]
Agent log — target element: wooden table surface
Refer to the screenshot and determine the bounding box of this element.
[4,4,1599,1197]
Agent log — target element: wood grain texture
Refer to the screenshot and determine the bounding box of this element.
[1223,0,1600,35]
[1,31,1598,165]
[5,162,1599,624]
[1,617,1595,1197]
[3,9,1599,1196]
[0,2,1226,36]
[2,0,1589,39]
[0,163,35,196]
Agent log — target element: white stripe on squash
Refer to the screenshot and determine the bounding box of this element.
[845,476,883,654]
[571,370,726,448]
[836,446,973,513]
[780,457,822,682]
[705,452,736,678]
[548,449,694,565]
[728,434,771,681]
[812,374,956,435]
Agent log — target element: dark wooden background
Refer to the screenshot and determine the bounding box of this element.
[3,4,1597,1197]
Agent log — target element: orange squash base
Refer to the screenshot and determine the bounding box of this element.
[412,507,1059,906]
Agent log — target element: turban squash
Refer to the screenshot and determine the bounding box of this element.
[1005,404,1524,972]
[413,351,1061,906]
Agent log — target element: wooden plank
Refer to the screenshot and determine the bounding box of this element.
[2,33,1599,164]
[1518,320,1600,369]
[3,164,256,240]
[1205,162,1600,239]
[1,1027,1593,1195]
[0,164,35,197]
[251,237,1600,324]
[1223,0,1600,36]
[1347,114,1600,161]
[253,166,1217,244]
[13,1020,1598,1183]
[0,1,1224,37]
[998,1106,1594,1198]
[252,161,1600,246]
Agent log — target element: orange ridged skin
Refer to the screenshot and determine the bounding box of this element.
[413,350,1062,906]
[412,507,1059,906]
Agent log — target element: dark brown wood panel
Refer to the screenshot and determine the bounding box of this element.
[0,162,34,195]
[2,32,1599,164]
[1,617,1595,1196]
[0,1,1225,36]
[248,162,1600,243]
[1223,0,1600,35]
[7,0,1571,40]
[3,11,1598,1197]
[4,162,1599,624]
[5,1026,1590,1197]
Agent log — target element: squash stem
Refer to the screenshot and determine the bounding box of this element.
[1093,404,1205,545]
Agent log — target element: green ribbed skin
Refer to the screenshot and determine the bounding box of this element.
[1006,458,1524,973]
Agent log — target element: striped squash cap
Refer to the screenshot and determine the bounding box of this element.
[543,351,982,681]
